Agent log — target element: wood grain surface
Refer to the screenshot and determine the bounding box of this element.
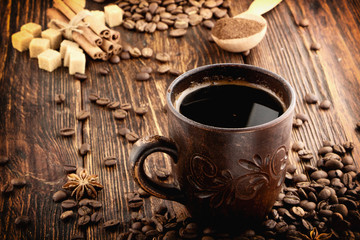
[0,0,360,239]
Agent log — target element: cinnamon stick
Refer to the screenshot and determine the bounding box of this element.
[109,29,120,42]
[100,38,114,53]
[53,0,102,46]
[63,0,111,38]
[46,8,105,60]
[112,43,122,55]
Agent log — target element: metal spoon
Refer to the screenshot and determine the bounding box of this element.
[211,0,282,53]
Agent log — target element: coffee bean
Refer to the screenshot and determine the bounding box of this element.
[78,206,92,216]
[157,65,171,74]
[0,155,9,165]
[126,132,139,142]
[99,67,110,75]
[120,51,131,60]
[74,73,88,81]
[11,177,26,187]
[318,188,332,200]
[298,18,310,27]
[140,66,153,74]
[343,141,354,151]
[293,118,303,128]
[319,99,331,110]
[114,109,128,120]
[292,141,305,151]
[14,216,30,226]
[63,164,77,173]
[53,190,67,202]
[96,97,111,106]
[134,105,148,116]
[107,101,120,109]
[78,215,91,226]
[120,103,132,110]
[88,93,99,102]
[79,143,91,155]
[103,219,121,229]
[174,19,188,29]
[283,195,300,205]
[295,113,309,123]
[342,156,353,165]
[310,42,321,51]
[310,170,328,180]
[61,199,77,209]
[119,127,131,136]
[60,210,74,221]
[59,128,75,137]
[325,159,344,170]
[333,204,348,217]
[293,173,307,183]
[318,146,333,155]
[169,28,187,37]
[70,234,85,240]
[135,72,151,81]
[91,211,103,223]
[109,55,120,64]
[155,53,170,62]
[104,156,117,167]
[189,14,203,26]
[304,93,318,104]
[76,110,90,121]
[130,47,142,58]
[203,19,215,29]
[141,48,153,58]
[169,68,182,76]
[1,182,14,194]
[55,93,65,104]
[88,199,102,209]
[157,22,169,30]
[333,144,346,155]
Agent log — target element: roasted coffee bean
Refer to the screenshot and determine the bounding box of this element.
[298,18,310,27]
[319,99,331,110]
[78,206,92,216]
[107,101,120,109]
[53,190,67,202]
[0,155,9,165]
[61,199,77,209]
[318,146,333,155]
[11,177,26,187]
[114,109,128,120]
[174,19,188,29]
[96,97,111,106]
[325,159,343,170]
[88,93,99,102]
[140,66,153,74]
[342,156,354,165]
[118,127,131,136]
[283,195,300,205]
[292,141,305,151]
[99,67,110,75]
[55,93,66,103]
[60,210,75,221]
[134,105,148,116]
[78,215,91,226]
[203,19,215,29]
[109,55,121,64]
[310,42,321,51]
[141,47,153,58]
[88,199,102,209]
[155,52,170,62]
[169,28,187,37]
[333,204,348,217]
[104,156,117,167]
[295,113,309,122]
[14,216,30,226]
[120,103,132,110]
[70,234,85,240]
[310,170,328,180]
[343,141,354,151]
[120,51,131,60]
[79,143,91,155]
[131,221,143,231]
[1,182,14,194]
[293,118,303,128]
[91,211,103,223]
[135,72,151,81]
[304,93,318,104]
[59,128,75,137]
[79,198,91,207]
[128,197,143,210]
[293,173,307,183]
[157,65,171,74]
[317,178,330,186]
[63,164,77,173]
[76,110,90,121]
[157,21,169,30]
[333,144,346,155]
[328,169,343,178]
[103,219,121,229]
[74,73,88,81]
[318,188,332,200]
[126,132,139,142]
[130,47,142,58]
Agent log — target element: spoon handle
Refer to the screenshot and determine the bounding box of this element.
[241,0,282,16]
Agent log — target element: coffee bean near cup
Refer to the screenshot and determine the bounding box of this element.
[130,64,296,228]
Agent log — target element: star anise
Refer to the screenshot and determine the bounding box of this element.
[298,228,332,240]
[62,168,103,200]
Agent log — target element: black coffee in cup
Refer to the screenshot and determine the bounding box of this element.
[178,83,284,128]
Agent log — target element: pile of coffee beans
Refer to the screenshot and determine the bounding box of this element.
[117,0,230,34]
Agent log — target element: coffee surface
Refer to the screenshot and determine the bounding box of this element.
[179,84,284,128]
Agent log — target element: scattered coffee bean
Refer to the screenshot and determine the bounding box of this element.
[293,173,307,183]
[88,93,99,102]
[129,47,142,58]
[14,216,30,226]
[107,101,120,109]
[304,93,318,104]
[114,109,128,120]
[11,177,26,187]
[134,105,148,116]
[120,103,132,110]
[55,93,65,104]
[157,65,171,74]
[0,155,9,165]
[155,53,170,62]
[104,156,117,167]
[135,72,151,81]
[61,199,77,209]
[88,199,102,209]
[292,141,305,151]
[78,215,91,226]
[169,28,187,37]
[141,48,153,58]
[63,164,77,173]
[60,210,74,220]
[342,141,354,151]
[319,99,331,110]
[140,66,153,74]
[59,128,75,137]
[99,67,110,75]
[79,143,91,155]
[203,20,215,29]
[91,211,103,223]
[109,55,120,64]
[74,73,88,81]
[53,190,67,202]
[118,127,131,136]
[298,18,309,27]
[310,42,321,51]
[78,206,92,216]
[293,118,303,128]
[295,113,309,122]
[126,132,139,142]
[103,219,121,229]
[96,97,111,106]
[76,110,90,121]
[120,51,131,60]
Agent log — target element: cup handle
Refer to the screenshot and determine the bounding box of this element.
[130,135,185,203]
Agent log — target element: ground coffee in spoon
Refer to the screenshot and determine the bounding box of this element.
[212,18,265,40]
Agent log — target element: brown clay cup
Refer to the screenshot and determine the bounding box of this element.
[130,63,296,226]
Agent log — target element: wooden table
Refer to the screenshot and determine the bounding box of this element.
[1,0,360,239]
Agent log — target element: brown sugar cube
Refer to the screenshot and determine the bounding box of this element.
[11,31,33,52]
[60,40,79,59]
[104,4,124,27]
[20,22,42,37]
[64,46,83,67]
[38,49,61,72]
[41,29,62,49]
[29,38,50,58]
[69,51,86,75]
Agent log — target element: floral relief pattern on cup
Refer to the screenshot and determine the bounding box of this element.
[188,146,288,208]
